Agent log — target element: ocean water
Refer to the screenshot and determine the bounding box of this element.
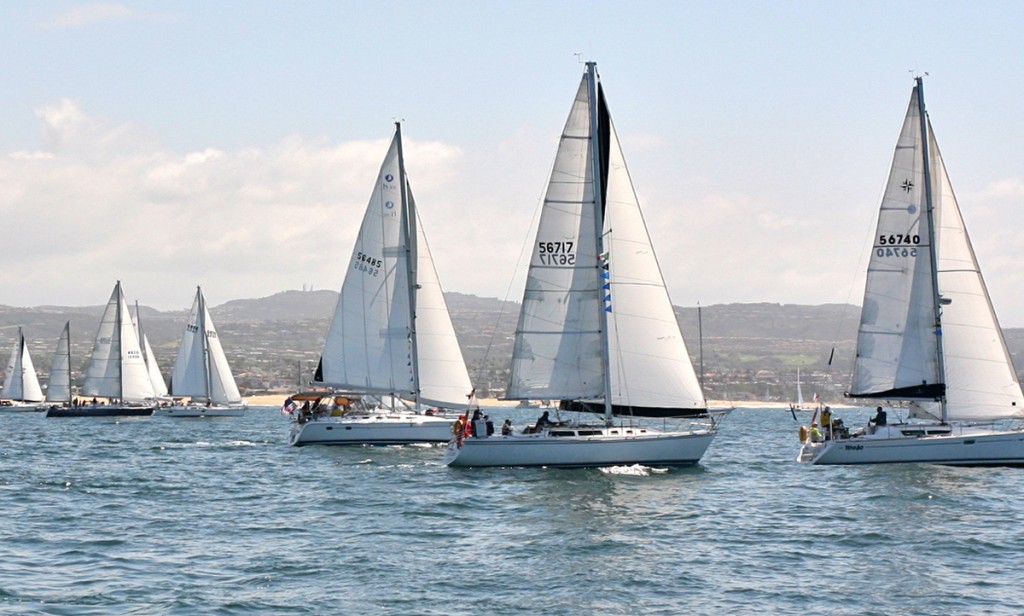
[2,407,1023,615]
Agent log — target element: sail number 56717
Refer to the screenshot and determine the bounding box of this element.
[538,241,576,265]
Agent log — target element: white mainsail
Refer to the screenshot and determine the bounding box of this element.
[82,281,156,401]
[134,303,168,397]
[171,287,242,405]
[507,77,603,400]
[315,125,472,409]
[3,327,43,402]
[507,67,705,414]
[45,321,72,403]
[851,81,1024,421]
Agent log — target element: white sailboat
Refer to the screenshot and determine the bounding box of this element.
[1,327,44,411]
[134,301,169,398]
[445,62,719,468]
[288,123,472,446]
[47,281,156,417]
[156,287,245,417]
[44,321,72,407]
[788,368,817,412]
[799,77,1024,465]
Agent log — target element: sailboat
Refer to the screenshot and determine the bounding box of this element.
[788,368,817,412]
[134,301,169,398]
[288,123,472,446]
[47,281,157,417]
[155,286,246,417]
[799,77,1024,465]
[1,327,44,411]
[43,321,72,408]
[444,62,720,468]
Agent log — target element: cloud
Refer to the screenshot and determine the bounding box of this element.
[39,3,179,29]
[0,100,466,310]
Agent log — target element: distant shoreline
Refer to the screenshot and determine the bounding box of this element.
[244,393,856,410]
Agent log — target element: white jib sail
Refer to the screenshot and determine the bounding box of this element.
[507,74,604,400]
[602,116,706,411]
[134,307,168,397]
[45,322,72,403]
[407,189,473,408]
[82,282,156,401]
[928,122,1024,421]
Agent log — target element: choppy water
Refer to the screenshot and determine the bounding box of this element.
[2,406,1023,614]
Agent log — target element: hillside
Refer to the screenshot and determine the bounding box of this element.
[3,290,1023,403]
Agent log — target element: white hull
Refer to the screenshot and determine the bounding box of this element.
[0,401,45,412]
[799,423,1024,466]
[153,405,246,418]
[289,413,456,446]
[444,425,715,468]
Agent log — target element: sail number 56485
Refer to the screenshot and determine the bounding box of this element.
[538,241,576,265]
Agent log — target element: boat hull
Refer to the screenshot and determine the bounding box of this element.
[45,405,155,418]
[153,405,245,418]
[444,427,716,468]
[799,425,1024,466]
[289,413,456,446]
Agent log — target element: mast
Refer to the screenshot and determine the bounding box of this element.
[586,61,614,424]
[116,281,124,401]
[395,121,421,408]
[698,304,705,391]
[198,287,212,403]
[915,77,948,422]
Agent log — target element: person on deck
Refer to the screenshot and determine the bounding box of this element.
[821,407,832,440]
[535,411,553,432]
[872,406,887,427]
[501,419,513,436]
[808,422,823,443]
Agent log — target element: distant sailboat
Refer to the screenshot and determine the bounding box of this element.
[134,301,168,398]
[44,321,72,407]
[1,327,44,411]
[47,281,156,417]
[788,368,816,412]
[799,77,1024,465]
[445,62,720,468]
[156,286,245,417]
[289,123,472,446]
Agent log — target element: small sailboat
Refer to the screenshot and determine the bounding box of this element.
[134,301,169,398]
[47,281,156,417]
[288,123,472,446]
[43,321,72,408]
[1,327,44,411]
[788,368,817,412]
[799,77,1024,465]
[445,62,720,468]
[155,287,245,417]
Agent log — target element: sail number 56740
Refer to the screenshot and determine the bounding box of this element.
[876,234,920,258]
[538,241,576,265]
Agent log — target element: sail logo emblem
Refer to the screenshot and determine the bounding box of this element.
[385,201,395,209]
[385,174,394,182]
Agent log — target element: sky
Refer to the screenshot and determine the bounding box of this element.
[3,1,1024,325]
